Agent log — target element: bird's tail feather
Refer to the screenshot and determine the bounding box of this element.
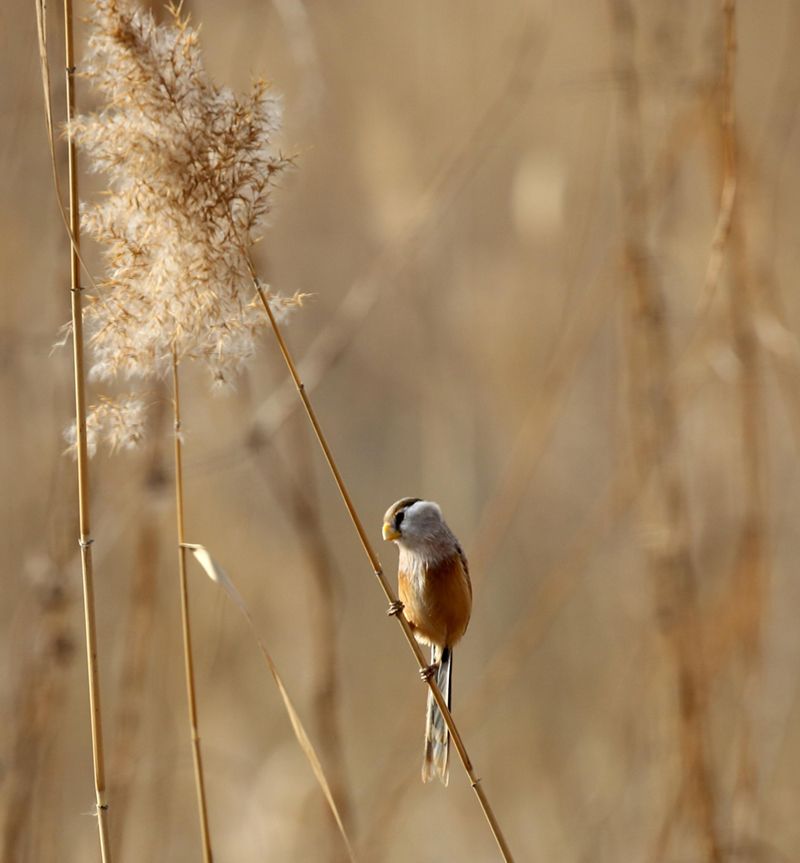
[422,645,451,785]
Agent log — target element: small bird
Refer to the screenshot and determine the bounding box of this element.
[382,497,472,785]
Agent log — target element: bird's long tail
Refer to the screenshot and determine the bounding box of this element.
[422,644,451,785]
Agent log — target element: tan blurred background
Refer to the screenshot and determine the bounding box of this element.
[4,0,800,860]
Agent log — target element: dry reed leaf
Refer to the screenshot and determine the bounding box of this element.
[181,542,357,863]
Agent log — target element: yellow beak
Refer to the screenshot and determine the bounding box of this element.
[382,522,401,541]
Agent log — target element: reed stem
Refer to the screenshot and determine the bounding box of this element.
[719,0,766,841]
[255,286,516,863]
[63,1,112,858]
[171,351,214,863]
[607,1,721,859]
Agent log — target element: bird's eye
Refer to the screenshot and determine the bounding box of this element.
[394,510,405,530]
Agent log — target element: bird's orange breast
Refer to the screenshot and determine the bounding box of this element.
[398,554,472,649]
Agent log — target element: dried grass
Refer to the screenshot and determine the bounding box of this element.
[19,0,800,861]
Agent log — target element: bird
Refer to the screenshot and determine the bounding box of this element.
[382,497,472,785]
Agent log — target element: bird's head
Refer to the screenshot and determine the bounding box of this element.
[382,497,452,555]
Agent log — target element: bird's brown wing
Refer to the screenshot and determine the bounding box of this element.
[455,542,472,601]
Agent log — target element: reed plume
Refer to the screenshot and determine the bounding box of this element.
[71,0,302,407]
[68,3,303,858]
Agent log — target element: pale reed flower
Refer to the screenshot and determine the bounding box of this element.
[64,395,147,457]
[69,0,303,445]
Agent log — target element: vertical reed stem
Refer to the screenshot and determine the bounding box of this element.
[719,0,766,841]
[607,1,721,860]
[63,1,112,859]
[171,351,214,863]
[255,286,516,863]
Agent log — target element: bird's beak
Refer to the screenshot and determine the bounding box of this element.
[382,522,401,541]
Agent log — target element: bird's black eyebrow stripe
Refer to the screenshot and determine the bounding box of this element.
[393,498,421,529]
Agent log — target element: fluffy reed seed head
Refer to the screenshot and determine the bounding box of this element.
[66,0,303,452]
[63,395,147,457]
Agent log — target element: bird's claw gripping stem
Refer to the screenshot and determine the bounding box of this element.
[419,663,439,682]
[387,600,405,617]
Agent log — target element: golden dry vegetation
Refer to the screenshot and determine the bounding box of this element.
[3,0,800,861]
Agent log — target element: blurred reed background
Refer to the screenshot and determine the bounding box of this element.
[4,0,800,860]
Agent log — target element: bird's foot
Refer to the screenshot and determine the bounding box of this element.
[387,600,405,617]
[419,662,439,682]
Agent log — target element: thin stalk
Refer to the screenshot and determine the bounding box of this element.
[255,286,516,863]
[719,0,766,842]
[63,1,112,859]
[171,352,213,863]
[252,429,355,857]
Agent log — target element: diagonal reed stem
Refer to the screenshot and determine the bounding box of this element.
[63,1,112,859]
[255,285,516,863]
[171,351,214,863]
